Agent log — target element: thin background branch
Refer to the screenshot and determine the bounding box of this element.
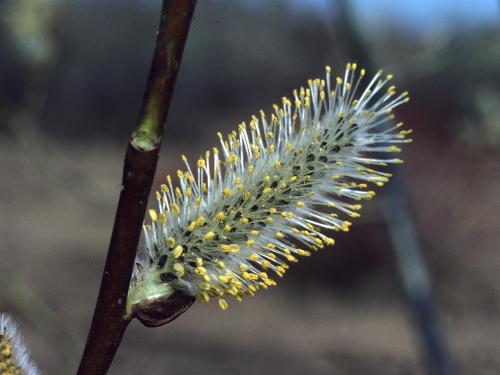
[333,1,454,374]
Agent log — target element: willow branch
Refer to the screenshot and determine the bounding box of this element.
[77,1,197,374]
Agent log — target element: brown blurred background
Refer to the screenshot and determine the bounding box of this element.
[1,0,499,374]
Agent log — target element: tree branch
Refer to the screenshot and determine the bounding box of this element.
[77,1,197,374]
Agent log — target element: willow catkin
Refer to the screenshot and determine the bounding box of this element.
[127,63,412,313]
[0,314,39,375]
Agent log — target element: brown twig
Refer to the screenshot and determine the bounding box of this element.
[77,1,197,374]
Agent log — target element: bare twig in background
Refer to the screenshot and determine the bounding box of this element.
[77,1,197,374]
[333,1,454,374]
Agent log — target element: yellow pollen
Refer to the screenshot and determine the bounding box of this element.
[223,188,233,197]
[218,298,229,310]
[195,266,207,275]
[165,237,176,248]
[221,244,240,253]
[187,221,197,232]
[173,263,185,277]
[172,245,184,258]
[149,209,157,222]
[204,231,215,241]
[171,204,180,215]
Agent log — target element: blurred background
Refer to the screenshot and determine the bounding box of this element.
[1,0,499,374]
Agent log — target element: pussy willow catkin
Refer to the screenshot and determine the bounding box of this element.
[127,63,412,312]
[0,314,39,375]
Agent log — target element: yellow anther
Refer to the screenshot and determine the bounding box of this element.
[172,245,184,259]
[173,263,185,277]
[159,213,167,224]
[274,160,281,169]
[269,207,277,214]
[195,266,207,275]
[241,217,250,225]
[223,188,233,197]
[223,225,232,232]
[263,187,272,194]
[216,261,225,269]
[216,211,226,221]
[165,237,176,248]
[203,231,215,241]
[297,249,312,257]
[276,232,285,238]
[198,292,210,302]
[227,152,238,164]
[187,221,197,232]
[296,201,305,207]
[250,230,260,236]
[218,298,229,310]
[149,209,157,222]
[246,239,255,247]
[218,274,231,283]
[196,257,204,267]
[324,237,335,246]
[290,176,298,183]
[171,204,180,215]
[220,244,240,253]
